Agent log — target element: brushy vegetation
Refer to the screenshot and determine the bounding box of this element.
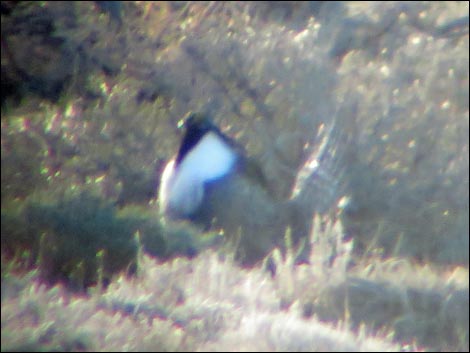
[1,1,468,351]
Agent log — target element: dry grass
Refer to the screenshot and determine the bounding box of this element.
[2,217,468,351]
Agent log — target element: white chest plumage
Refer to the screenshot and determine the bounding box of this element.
[159,131,237,219]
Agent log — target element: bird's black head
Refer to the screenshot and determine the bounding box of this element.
[175,112,223,165]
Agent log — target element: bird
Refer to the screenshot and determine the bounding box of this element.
[159,112,309,266]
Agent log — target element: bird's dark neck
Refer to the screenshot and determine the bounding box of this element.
[175,128,207,165]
